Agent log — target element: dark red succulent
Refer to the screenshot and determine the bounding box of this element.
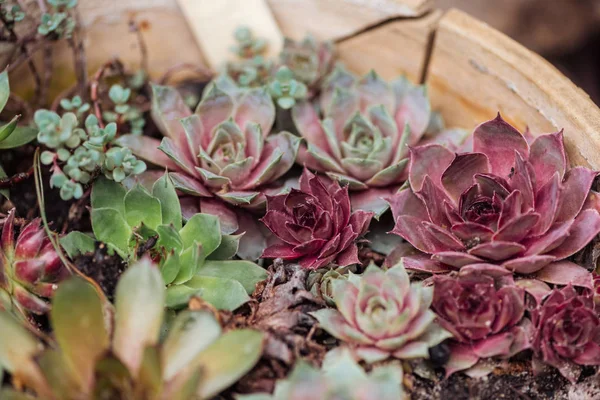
[531,285,600,383]
[388,114,600,287]
[0,209,69,316]
[432,272,532,376]
[260,169,373,269]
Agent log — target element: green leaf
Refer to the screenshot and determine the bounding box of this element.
[198,260,267,294]
[0,126,38,149]
[60,231,96,258]
[0,115,19,142]
[166,276,249,310]
[172,243,202,285]
[208,234,242,260]
[152,173,182,231]
[0,164,8,199]
[0,389,38,400]
[179,213,221,255]
[92,355,133,398]
[162,310,222,381]
[124,185,162,230]
[160,251,181,285]
[37,348,81,399]
[156,224,183,253]
[91,177,127,215]
[0,312,43,387]
[51,277,109,390]
[113,258,166,375]
[193,329,264,399]
[0,70,9,113]
[136,347,163,399]
[91,208,132,256]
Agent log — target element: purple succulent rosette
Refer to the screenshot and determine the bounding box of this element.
[531,285,600,383]
[0,209,68,315]
[310,262,452,363]
[292,66,453,218]
[432,272,532,376]
[388,114,600,286]
[260,169,373,270]
[118,77,300,258]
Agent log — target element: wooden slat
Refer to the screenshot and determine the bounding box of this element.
[176,0,283,69]
[425,9,600,169]
[336,10,441,83]
[268,0,432,40]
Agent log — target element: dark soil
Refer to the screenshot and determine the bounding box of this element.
[73,243,126,301]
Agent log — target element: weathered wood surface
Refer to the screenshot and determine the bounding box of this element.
[425,9,600,169]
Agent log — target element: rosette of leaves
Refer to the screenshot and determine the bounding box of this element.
[103,84,146,135]
[0,0,25,26]
[307,265,356,306]
[268,66,308,109]
[279,34,335,94]
[311,262,451,363]
[293,65,450,217]
[59,95,90,117]
[238,348,405,400]
[36,110,146,200]
[432,272,532,377]
[531,285,600,383]
[117,78,299,258]
[226,26,273,87]
[0,258,264,399]
[37,0,77,38]
[0,209,69,318]
[0,70,38,197]
[78,174,267,310]
[387,115,600,287]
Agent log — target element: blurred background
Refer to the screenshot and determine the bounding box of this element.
[437,0,600,103]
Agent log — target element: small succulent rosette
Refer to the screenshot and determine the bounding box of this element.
[260,169,373,270]
[531,285,600,383]
[118,77,300,249]
[388,114,600,287]
[292,65,454,218]
[311,262,452,363]
[0,209,68,315]
[432,272,532,377]
[279,34,335,94]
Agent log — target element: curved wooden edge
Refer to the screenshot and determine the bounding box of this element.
[424,9,600,169]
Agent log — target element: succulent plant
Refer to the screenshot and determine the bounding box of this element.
[0,1,25,26]
[279,34,335,94]
[307,264,356,306]
[226,26,273,88]
[432,272,532,376]
[37,110,146,200]
[231,26,267,59]
[261,168,373,270]
[37,0,77,38]
[238,347,405,400]
[59,95,90,117]
[86,175,266,310]
[0,209,69,316]
[531,285,600,383]
[388,115,600,286]
[103,84,146,135]
[268,66,308,109]
[293,66,445,218]
[117,79,299,238]
[0,258,264,399]
[311,262,451,363]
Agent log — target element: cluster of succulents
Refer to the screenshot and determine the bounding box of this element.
[0,0,25,26]
[3,20,600,400]
[0,258,264,399]
[36,105,146,200]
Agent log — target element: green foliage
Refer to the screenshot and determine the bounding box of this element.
[59,231,96,258]
[268,66,308,109]
[0,70,36,150]
[87,174,266,310]
[59,95,90,116]
[36,109,146,200]
[231,26,266,59]
[102,84,146,135]
[0,1,24,26]
[38,0,77,38]
[0,259,265,399]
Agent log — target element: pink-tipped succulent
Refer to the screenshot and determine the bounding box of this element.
[261,169,373,269]
[531,285,600,383]
[118,76,300,233]
[388,114,600,286]
[432,272,532,376]
[293,65,447,217]
[0,209,68,315]
[279,34,335,94]
[311,262,451,363]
